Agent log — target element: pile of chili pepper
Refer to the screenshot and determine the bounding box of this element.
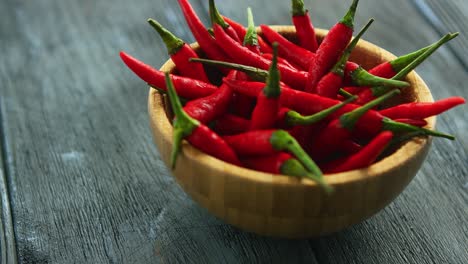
[120,0,465,192]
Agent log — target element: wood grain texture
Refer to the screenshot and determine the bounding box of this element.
[411,0,468,69]
[0,98,18,264]
[0,0,466,263]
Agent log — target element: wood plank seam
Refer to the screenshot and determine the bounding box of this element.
[410,0,468,71]
[0,98,18,264]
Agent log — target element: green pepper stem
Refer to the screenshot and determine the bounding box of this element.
[351,67,410,88]
[270,130,324,180]
[332,18,374,76]
[147,19,185,55]
[164,73,199,168]
[338,88,355,99]
[209,0,230,28]
[392,33,458,80]
[340,89,400,130]
[372,33,458,97]
[190,58,268,82]
[387,131,426,150]
[382,118,455,140]
[286,96,357,126]
[339,0,359,28]
[263,43,281,98]
[389,34,459,72]
[291,0,307,16]
[281,158,333,194]
[150,85,188,104]
[243,7,259,47]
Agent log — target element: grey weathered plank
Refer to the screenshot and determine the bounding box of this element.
[0,0,317,262]
[0,97,18,264]
[0,0,467,263]
[411,0,468,69]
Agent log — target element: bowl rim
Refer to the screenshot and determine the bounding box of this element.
[148,26,435,188]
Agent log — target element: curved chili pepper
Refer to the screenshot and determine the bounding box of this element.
[212,113,251,135]
[209,0,240,42]
[310,90,400,159]
[393,118,428,127]
[164,72,241,168]
[261,53,299,70]
[242,153,332,193]
[190,57,269,82]
[223,129,324,182]
[305,0,359,93]
[190,57,294,82]
[147,19,209,83]
[222,78,457,140]
[341,139,363,155]
[260,24,315,70]
[120,51,216,99]
[177,0,230,62]
[315,19,403,98]
[369,33,459,78]
[250,43,281,130]
[380,97,466,120]
[344,61,409,89]
[183,70,237,124]
[355,33,458,104]
[343,34,460,95]
[213,23,308,89]
[222,15,273,54]
[323,131,393,173]
[291,0,318,52]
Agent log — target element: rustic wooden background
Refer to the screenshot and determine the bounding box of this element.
[0,0,467,263]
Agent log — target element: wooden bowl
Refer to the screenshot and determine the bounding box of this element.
[148,26,434,238]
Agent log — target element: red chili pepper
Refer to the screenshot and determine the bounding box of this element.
[343,61,409,90]
[380,97,466,120]
[355,33,458,104]
[209,0,240,42]
[305,0,359,93]
[291,0,319,52]
[343,35,459,96]
[260,24,314,70]
[341,139,363,155]
[316,19,380,98]
[261,53,300,70]
[212,113,251,135]
[213,24,308,90]
[223,129,323,180]
[250,43,281,130]
[223,78,357,116]
[147,19,209,83]
[232,70,256,119]
[223,78,457,140]
[120,51,216,99]
[164,72,241,168]
[310,90,400,159]
[222,16,273,54]
[183,70,237,124]
[242,152,332,192]
[323,131,393,173]
[369,33,459,78]
[177,0,230,62]
[393,118,428,127]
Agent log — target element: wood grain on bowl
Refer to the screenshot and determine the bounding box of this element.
[148,27,435,238]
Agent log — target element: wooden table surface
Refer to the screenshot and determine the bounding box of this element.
[1,0,467,263]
